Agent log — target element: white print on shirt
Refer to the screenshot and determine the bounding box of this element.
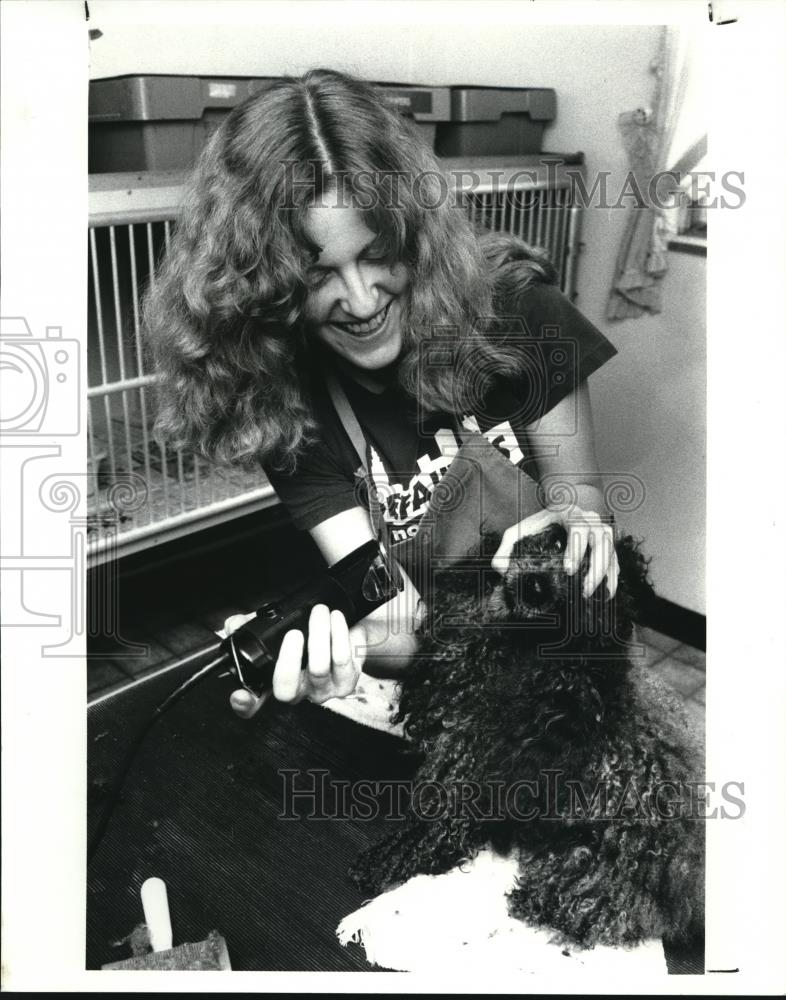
[462,415,525,466]
[373,419,524,545]
[370,430,457,543]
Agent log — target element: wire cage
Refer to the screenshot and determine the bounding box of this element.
[87,157,585,565]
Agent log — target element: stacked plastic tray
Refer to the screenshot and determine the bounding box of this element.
[88,75,557,172]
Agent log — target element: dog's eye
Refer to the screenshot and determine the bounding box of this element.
[547,526,568,553]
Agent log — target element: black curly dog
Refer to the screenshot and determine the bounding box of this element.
[350,526,705,951]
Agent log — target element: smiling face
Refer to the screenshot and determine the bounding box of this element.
[303,187,410,375]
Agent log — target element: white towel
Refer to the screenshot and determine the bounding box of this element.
[336,847,667,975]
[322,672,404,736]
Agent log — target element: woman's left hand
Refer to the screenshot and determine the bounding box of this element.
[491,506,619,599]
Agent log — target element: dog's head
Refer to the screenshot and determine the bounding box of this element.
[493,523,571,620]
[484,524,653,637]
[402,526,654,749]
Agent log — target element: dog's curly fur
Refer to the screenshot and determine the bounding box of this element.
[350,526,705,951]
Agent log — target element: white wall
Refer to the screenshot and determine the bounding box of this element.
[592,251,706,613]
[88,9,662,326]
[87,4,705,612]
[90,7,659,314]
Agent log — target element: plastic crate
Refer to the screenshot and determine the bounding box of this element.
[435,86,556,157]
[89,77,556,172]
[88,75,452,173]
[380,83,452,149]
[89,76,263,172]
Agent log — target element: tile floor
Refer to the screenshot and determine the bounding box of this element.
[87,618,219,700]
[635,626,706,746]
[88,618,706,749]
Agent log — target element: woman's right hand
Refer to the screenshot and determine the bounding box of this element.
[226,604,364,720]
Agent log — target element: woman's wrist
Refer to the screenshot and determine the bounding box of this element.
[347,621,369,675]
[350,565,422,677]
[558,482,611,523]
[358,622,419,678]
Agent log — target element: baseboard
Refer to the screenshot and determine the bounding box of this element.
[642,595,706,652]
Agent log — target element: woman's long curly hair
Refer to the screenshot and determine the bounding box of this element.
[144,68,557,473]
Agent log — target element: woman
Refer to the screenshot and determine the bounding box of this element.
[145,68,619,718]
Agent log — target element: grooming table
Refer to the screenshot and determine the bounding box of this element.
[87,655,703,973]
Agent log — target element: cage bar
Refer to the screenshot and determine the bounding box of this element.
[128,223,154,516]
[88,227,118,483]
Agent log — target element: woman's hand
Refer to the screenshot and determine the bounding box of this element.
[491,506,618,599]
[226,604,364,719]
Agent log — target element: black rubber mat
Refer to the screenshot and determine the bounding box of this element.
[87,654,703,973]
[87,657,415,971]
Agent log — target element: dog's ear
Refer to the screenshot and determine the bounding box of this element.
[615,535,655,621]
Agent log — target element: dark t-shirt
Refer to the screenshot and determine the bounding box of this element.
[264,282,617,549]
